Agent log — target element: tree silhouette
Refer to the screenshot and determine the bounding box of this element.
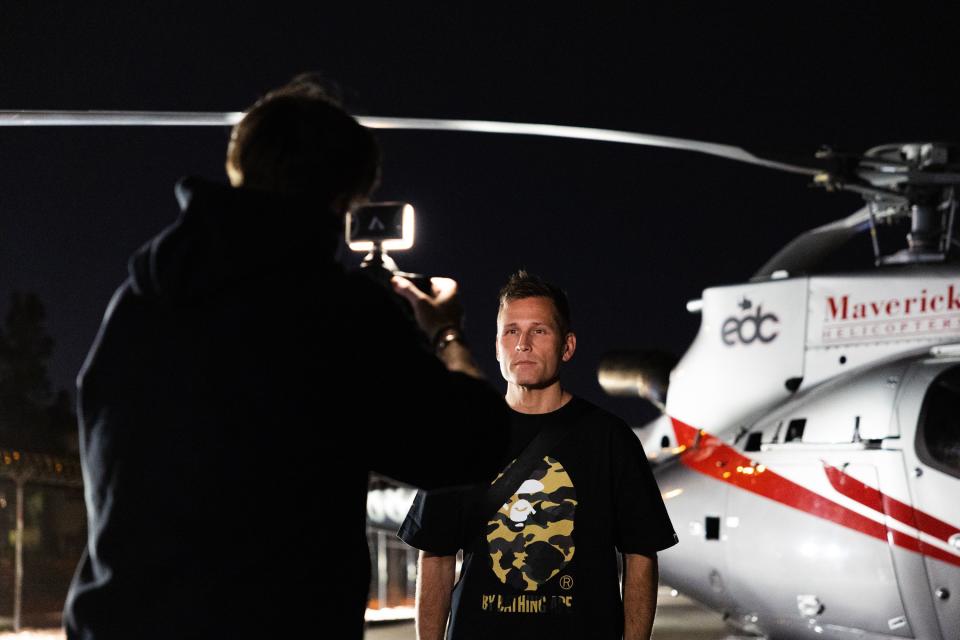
[0,292,77,454]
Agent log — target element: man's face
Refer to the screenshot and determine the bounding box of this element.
[496,296,575,388]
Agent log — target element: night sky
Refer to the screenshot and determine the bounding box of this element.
[2,4,959,428]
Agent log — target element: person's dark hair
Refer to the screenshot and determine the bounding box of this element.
[226,73,380,205]
[498,270,572,336]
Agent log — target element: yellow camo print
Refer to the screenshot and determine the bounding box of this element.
[486,456,577,591]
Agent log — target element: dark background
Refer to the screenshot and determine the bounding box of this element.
[1,3,959,428]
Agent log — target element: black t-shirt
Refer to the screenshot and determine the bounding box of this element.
[398,396,677,640]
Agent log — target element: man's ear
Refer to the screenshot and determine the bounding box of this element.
[561,332,577,362]
[495,336,501,362]
[226,161,243,187]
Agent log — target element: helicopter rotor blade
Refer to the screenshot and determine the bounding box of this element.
[0,111,822,177]
[0,111,244,127]
[358,117,822,177]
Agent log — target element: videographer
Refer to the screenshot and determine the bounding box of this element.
[64,75,509,639]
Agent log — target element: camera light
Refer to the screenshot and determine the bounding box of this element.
[347,202,415,252]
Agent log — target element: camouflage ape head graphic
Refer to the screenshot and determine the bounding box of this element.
[486,456,577,591]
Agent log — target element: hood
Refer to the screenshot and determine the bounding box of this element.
[129,177,341,304]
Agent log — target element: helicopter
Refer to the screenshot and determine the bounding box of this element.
[599,141,960,639]
[2,111,958,639]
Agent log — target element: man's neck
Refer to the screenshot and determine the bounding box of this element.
[505,382,571,415]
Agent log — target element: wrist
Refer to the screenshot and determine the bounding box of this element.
[433,325,465,352]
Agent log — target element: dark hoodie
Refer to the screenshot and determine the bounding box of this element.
[64,178,509,639]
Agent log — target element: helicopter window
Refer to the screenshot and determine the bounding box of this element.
[785,419,806,442]
[744,432,763,452]
[705,516,720,540]
[916,367,960,478]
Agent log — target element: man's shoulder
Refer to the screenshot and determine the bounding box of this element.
[562,395,646,457]
[79,277,155,386]
[97,277,151,333]
[567,395,630,431]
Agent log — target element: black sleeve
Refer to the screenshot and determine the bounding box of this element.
[349,274,511,491]
[611,422,679,555]
[397,486,472,555]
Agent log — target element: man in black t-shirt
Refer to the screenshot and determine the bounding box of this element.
[398,271,677,640]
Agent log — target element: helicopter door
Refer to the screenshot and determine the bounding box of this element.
[724,458,907,637]
[901,362,960,640]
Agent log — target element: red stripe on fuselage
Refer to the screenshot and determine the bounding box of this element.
[823,464,960,546]
[670,417,960,568]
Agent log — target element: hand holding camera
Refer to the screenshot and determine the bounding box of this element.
[347,202,480,375]
[391,275,464,345]
[348,201,463,340]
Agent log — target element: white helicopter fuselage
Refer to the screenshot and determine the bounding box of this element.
[655,266,960,640]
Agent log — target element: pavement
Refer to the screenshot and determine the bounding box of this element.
[0,588,753,639]
[365,586,752,639]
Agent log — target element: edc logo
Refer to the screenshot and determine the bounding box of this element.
[721,298,779,346]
